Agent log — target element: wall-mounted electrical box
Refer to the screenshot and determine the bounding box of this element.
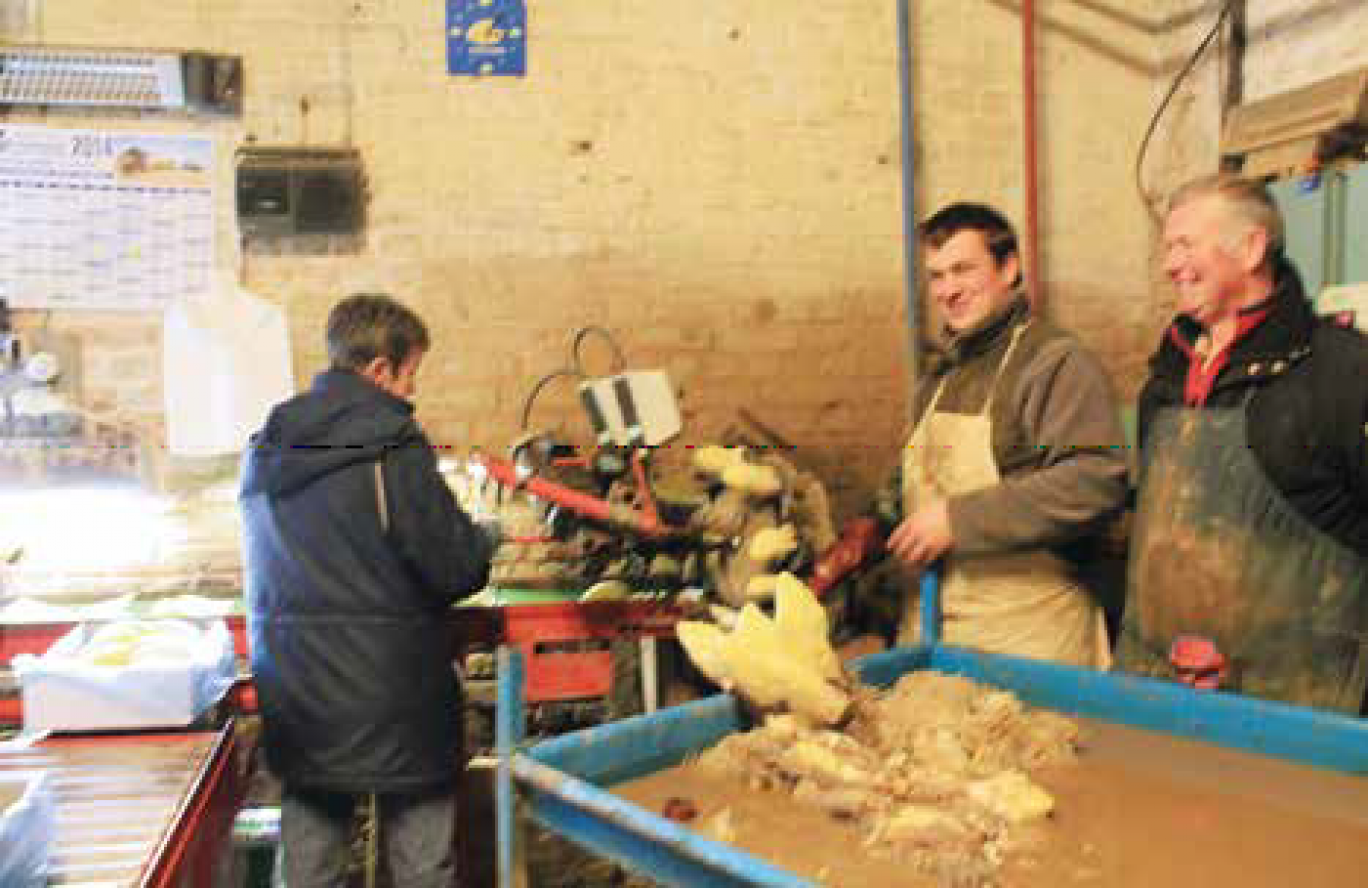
[235,147,365,239]
[1222,67,1368,178]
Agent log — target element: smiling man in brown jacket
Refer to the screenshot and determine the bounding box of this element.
[847,203,1128,666]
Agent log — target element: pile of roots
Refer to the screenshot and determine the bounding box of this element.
[693,672,1081,887]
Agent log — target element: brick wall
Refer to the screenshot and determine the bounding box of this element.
[3,1,907,516]
[912,1,1163,402]
[3,1,1364,521]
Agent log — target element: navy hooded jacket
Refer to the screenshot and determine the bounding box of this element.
[240,368,493,793]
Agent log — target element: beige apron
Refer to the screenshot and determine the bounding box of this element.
[897,323,1111,668]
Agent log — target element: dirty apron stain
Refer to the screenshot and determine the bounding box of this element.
[1117,397,1368,713]
[898,324,1111,668]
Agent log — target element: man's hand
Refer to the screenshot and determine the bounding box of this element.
[887,500,954,568]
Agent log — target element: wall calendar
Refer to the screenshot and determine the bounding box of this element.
[0,125,215,311]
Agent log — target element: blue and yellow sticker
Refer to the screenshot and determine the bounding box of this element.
[447,0,526,76]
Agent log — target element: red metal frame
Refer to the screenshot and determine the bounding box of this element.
[0,602,682,883]
[0,615,250,661]
[450,600,684,703]
[503,600,682,702]
[6,604,682,720]
[29,724,250,888]
[139,722,248,888]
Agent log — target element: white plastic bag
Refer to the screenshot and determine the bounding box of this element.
[0,771,55,888]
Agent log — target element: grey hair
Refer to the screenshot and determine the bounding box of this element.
[1167,172,1284,265]
[326,292,430,371]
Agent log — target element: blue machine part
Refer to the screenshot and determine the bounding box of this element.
[496,571,1368,887]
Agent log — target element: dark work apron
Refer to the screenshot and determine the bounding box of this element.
[1117,398,1368,713]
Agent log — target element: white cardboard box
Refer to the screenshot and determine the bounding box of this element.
[12,620,236,733]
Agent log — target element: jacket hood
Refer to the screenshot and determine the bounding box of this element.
[240,369,419,498]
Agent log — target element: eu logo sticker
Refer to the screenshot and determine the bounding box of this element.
[447,0,526,76]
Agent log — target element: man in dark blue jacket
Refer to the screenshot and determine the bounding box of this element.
[241,293,496,887]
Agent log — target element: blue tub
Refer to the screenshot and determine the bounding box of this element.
[495,574,1368,887]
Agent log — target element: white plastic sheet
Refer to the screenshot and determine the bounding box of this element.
[163,273,293,456]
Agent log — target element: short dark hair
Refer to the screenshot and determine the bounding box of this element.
[919,202,1020,268]
[326,293,430,371]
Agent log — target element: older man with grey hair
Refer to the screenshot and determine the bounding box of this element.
[1118,173,1368,715]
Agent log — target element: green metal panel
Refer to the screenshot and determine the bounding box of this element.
[1343,163,1368,285]
[1269,176,1330,303]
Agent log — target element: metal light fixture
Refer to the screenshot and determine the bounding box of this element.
[0,46,241,114]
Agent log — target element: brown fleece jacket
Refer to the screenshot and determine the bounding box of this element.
[875,296,1129,560]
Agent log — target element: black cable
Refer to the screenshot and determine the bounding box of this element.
[570,325,626,377]
[1134,0,1237,224]
[519,326,625,433]
[518,368,583,432]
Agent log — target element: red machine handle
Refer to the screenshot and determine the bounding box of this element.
[475,453,676,539]
[810,517,881,597]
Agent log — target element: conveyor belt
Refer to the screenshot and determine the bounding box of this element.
[0,729,243,887]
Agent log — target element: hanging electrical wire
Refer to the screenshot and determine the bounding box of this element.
[1134,0,1238,224]
[517,326,627,432]
[570,325,626,377]
[518,368,583,432]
